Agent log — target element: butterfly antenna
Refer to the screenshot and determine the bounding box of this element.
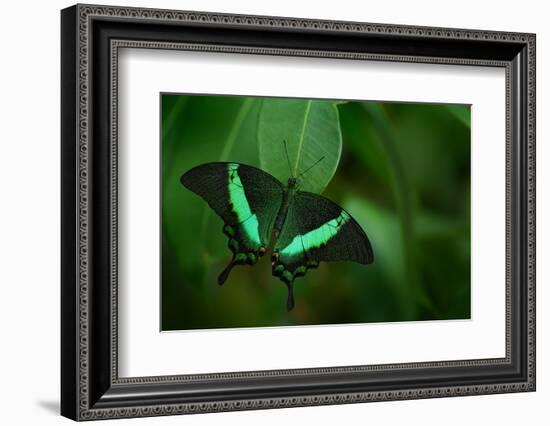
[298,156,325,180]
[283,140,294,178]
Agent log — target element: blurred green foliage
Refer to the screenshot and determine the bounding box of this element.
[161,94,471,330]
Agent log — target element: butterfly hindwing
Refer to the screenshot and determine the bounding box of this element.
[273,191,373,310]
[181,162,283,284]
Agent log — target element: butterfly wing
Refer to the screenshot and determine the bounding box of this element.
[181,162,283,284]
[273,191,373,310]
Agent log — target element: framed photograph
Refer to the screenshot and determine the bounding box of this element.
[61,4,536,421]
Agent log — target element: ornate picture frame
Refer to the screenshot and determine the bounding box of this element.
[61,4,535,421]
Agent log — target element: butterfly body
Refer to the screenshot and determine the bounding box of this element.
[273,179,298,237]
[181,162,373,311]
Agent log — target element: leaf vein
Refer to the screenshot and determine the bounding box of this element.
[294,100,312,176]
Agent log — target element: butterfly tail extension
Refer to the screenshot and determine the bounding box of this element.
[274,268,296,311]
[285,282,295,311]
[218,258,236,286]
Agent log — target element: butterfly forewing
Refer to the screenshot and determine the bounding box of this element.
[181,162,283,284]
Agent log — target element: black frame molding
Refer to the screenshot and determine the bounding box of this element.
[61,4,536,421]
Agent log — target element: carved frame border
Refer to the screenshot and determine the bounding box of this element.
[61,3,535,421]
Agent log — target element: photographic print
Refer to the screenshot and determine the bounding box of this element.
[161,94,471,331]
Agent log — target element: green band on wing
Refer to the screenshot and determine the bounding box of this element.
[280,211,350,257]
[228,164,261,246]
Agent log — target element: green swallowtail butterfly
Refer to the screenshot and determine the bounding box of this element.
[180,152,374,311]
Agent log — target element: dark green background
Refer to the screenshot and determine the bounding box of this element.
[161,94,471,330]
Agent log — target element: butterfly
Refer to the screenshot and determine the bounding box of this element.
[180,147,374,311]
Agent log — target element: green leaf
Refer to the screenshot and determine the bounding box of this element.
[445,104,471,128]
[258,99,342,194]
